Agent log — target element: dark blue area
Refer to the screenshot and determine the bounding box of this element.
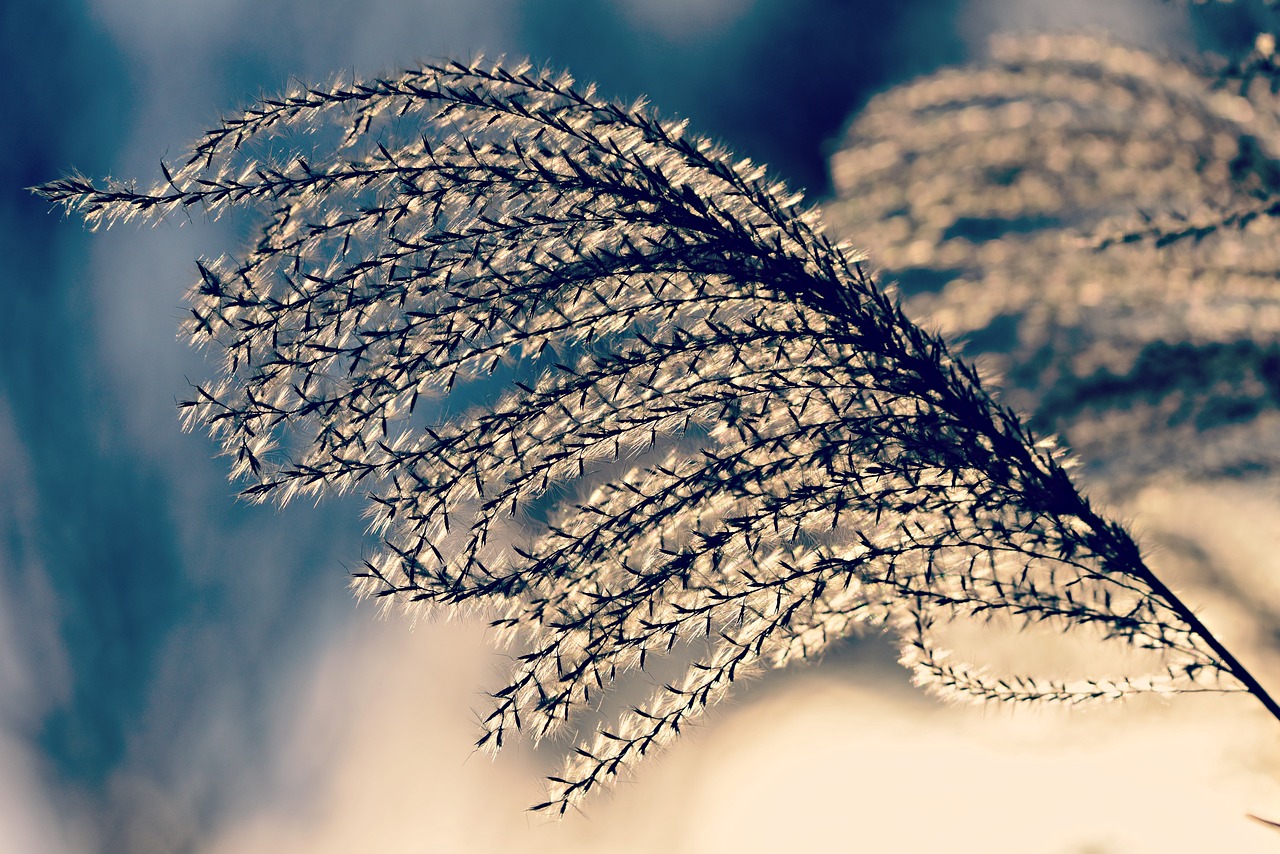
[517,0,965,196]
[0,0,358,808]
[940,215,1065,243]
[0,0,161,786]
[889,266,966,296]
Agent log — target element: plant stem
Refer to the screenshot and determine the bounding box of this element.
[1146,569,1280,726]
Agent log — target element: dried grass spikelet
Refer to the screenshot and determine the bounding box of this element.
[829,33,1280,490]
[35,54,1278,814]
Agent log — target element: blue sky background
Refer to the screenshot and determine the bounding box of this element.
[7,1,1279,852]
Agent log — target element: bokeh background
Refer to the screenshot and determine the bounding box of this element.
[6,1,1280,851]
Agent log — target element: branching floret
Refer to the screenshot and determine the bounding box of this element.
[35,57,1280,814]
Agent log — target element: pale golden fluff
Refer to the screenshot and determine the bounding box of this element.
[36,53,1279,815]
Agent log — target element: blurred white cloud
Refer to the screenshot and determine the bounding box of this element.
[0,400,71,731]
[200,618,546,853]
[195,616,1280,852]
[613,0,755,42]
[0,401,86,854]
[0,734,91,854]
[677,677,1280,853]
[957,0,1192,54]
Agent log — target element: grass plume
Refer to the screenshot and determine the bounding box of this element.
[34,54,1280,815]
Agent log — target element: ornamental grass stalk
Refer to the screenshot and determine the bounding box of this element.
[35,52,1280,815]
